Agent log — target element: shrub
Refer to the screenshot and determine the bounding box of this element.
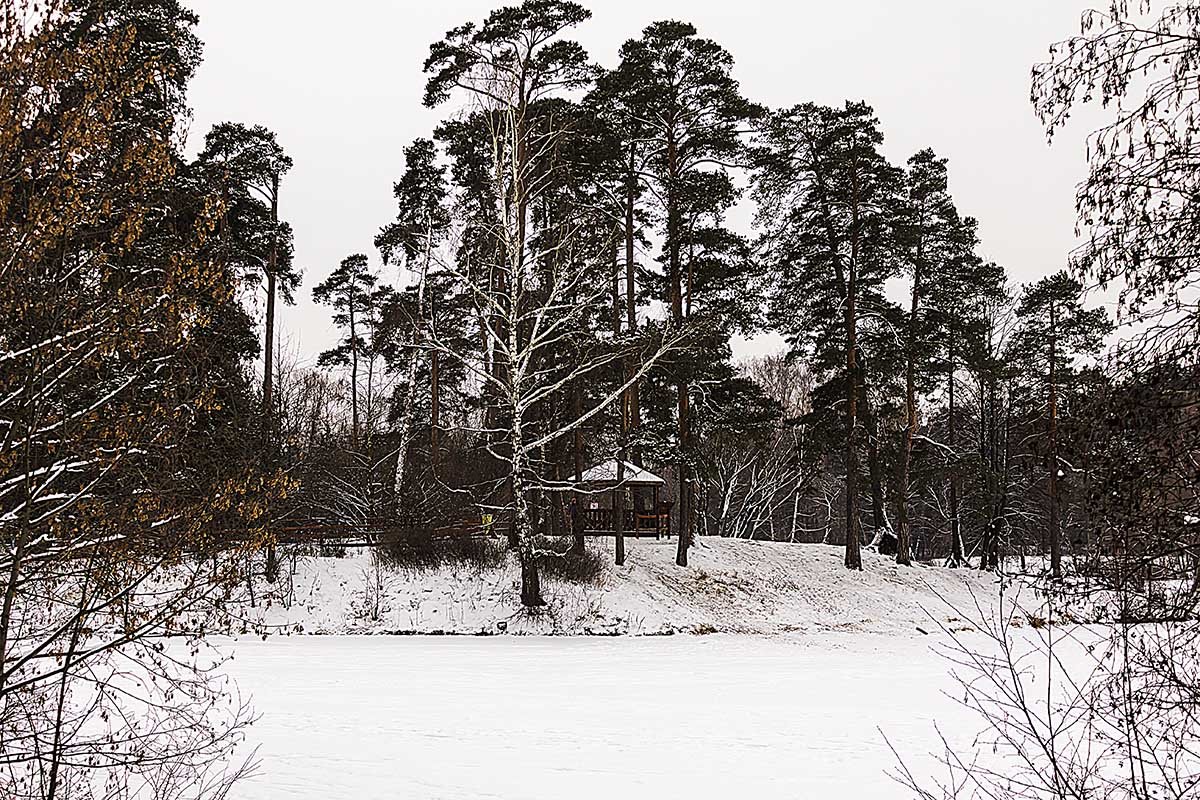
[377,530,507,573]
[535,536,607,586]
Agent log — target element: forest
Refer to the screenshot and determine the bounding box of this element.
[1,0,1198,798]
[242,1,1183,608]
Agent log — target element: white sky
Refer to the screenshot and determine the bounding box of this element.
[185,0,1102,364]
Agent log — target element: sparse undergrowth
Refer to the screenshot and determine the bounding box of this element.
[376,531,508,574]
[535,536,607,586]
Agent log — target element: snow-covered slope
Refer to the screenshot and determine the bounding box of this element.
[247,539,1000,636]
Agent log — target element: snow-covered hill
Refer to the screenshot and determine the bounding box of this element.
[246,538,1001,636]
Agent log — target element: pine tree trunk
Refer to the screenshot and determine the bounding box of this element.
[262,173,279,420]
[262,265,277,584]
[1048,300,1061,579]
[614,244,627,566]
[896,257,921,565]
[349,284,360,452]
[947,336,964,567]
[665,133,691,568]
[395,221,433,504]
[625,141,642,467]
[676,383,691,567]
[843,174,862,571]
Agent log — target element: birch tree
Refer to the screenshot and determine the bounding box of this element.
[423,0,684,605]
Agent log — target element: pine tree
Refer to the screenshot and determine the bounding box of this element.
[606,20,761,567]
[1013,271,1111,578]
[377,138,451,499]
[926,253,1005,568]
[892,149,982,565]
[313,255,383,453]
[589,65,651,488]
[755,101,903,570]
[196,123,296,422]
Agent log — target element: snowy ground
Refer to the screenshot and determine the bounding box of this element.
[250,538,1003,636]
[222,632,982,800]
[214,540,1024,798]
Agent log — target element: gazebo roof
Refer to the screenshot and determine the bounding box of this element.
[580,459,666,486]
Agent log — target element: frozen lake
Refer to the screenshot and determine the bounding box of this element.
[224,634,977,799]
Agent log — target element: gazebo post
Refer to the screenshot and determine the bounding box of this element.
[653,484,660,539]
[610,484,617,533]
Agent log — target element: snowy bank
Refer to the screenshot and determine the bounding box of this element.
[244,538,1000,636]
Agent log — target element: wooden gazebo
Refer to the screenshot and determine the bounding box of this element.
[574,459,672,538]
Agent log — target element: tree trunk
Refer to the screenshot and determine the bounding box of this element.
[1048,299,1061,579]
[262,172,279,420]
[614,241,627,566]
[845,337,862,567]
[896,256,921,565]
[625,141,642,467]
[512,425,543,606]
[843,173,862,571]
[947,335,964,567]
[263,262,279,578]
[666,133,691,568]
[519,554,543,608]
[349,282,360,452]
[394,219,433,505]
[676,383,691,567]
[430,348,440,465]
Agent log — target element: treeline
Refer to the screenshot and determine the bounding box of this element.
[253,0,1196,609]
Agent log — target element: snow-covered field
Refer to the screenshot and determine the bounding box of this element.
[223,633,979,800]
[252,538,1001,636]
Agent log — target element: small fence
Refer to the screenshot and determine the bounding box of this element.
[579,508,671,538]
[245,509,673,550]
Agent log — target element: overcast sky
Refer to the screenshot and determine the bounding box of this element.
[185,0,1100,364]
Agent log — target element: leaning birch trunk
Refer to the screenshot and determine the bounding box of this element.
[392,217,433,506]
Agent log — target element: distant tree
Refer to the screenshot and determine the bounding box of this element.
[892,149,1001,566]
[313,255,383,453]
[1013,272,1111,578]
[893,150,964,564]
[962,281,1021,571]
[377,138,451,497]
[933,255,1006,567]
[697,370,806,540]
[197,122,296,420]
